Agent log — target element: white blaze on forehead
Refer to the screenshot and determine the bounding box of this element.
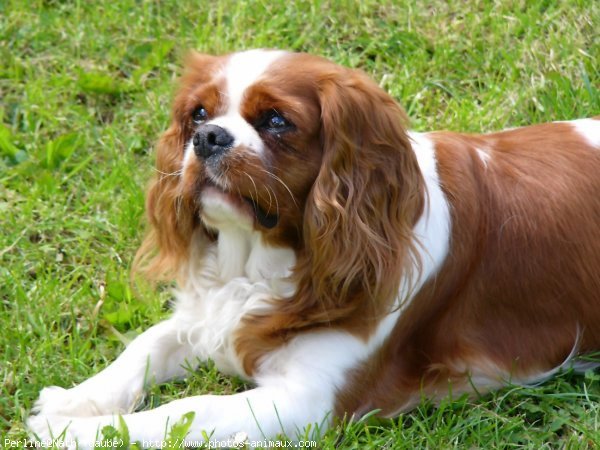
[222,49,287,113]
[206,50,287,155]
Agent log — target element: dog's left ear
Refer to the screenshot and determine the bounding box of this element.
[297,67,425,317]
[235,65,427,376]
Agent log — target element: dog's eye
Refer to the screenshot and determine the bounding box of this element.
[267,111,289,129]
[260,110,292,131]
[192,106,208,124]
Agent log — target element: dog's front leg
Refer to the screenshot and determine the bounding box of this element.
[28,383,334,449]
[28,331,365,449]
[30,318,197,418]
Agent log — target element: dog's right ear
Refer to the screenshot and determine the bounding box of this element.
[133,51,220,282]
[133,123,197,283]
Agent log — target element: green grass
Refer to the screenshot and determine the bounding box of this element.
[1,0,599,448]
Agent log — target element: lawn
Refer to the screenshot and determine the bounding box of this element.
[1,0,599,448]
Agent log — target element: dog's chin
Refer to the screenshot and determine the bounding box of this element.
[199,183,279,231]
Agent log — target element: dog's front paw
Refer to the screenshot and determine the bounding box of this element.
[33,385,111,417]
[27,414,78,450]
[33,383,137,417]
[27,414,112,450]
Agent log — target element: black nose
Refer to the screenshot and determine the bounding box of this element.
[193,125,234,160]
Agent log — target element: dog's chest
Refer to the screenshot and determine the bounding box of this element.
[173,236,296,377]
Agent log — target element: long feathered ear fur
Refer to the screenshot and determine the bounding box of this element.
[295,67,425,319]
[132,122,197,283]
[236,66,426,375]
[133,52,217,283]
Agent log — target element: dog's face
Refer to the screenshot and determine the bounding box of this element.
[175,50,328,245]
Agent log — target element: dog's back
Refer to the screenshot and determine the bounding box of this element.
[337,118,600,416]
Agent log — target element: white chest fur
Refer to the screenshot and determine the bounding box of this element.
[172,229,296,377]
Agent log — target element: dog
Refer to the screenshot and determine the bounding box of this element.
[29,49,600,448]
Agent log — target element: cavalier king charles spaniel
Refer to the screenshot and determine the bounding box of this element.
[29,49,600,448]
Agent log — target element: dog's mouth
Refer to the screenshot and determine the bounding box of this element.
[200,181,279,229]
[245,196,279,229]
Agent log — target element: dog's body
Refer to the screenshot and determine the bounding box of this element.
[29,50,600,448]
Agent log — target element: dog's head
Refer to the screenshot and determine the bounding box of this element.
[137,49,423,310]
